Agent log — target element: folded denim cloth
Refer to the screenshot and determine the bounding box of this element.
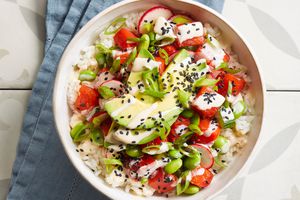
[7,0,224,199]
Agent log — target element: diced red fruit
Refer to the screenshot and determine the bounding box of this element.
[178,36,205,47]
[168,116,190,142]
[148,168,178,193]
[162,45,177,56]
[190,166,213,188]
[117,52,130,64]
[223,52,230,62]
[75,85,99,111]
[155,56,166,75]
[100,117,112,136]
[114,28,138,50]
[191,144,214,169]
[138,6,173,34]
[190,118,220,144]
[217,73,245,96]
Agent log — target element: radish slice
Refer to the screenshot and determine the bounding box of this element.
[169,14,193,24]
[192,144,214,169]
[100,80,125,96]
[138,6,173,34]
[94,70,115,89]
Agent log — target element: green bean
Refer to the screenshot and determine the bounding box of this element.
[213,136,228,149]
[184,155,201,170]
[169,149,183,159]
[90,129,104,146]
[78,70,96,81]
[164,158,182,174]
[183,185,200,195]
[138,34,150,52]
[181,110,194,118]
[98,86,115,99]
[126,145,143,157]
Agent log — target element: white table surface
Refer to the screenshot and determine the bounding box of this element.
[0,0,300,199]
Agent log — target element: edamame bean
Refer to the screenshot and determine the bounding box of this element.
[184,155,201,170]
[126,145,143,157]
[138,34,150,51]
[213,136,228,149]
[164,158,182,174]
[169,149,183,159]
[183,185,200,195]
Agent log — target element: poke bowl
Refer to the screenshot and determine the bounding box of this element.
[53,0,265,199]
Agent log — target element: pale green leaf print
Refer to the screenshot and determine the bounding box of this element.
[282,185,300,200]
[249,122,300,174]
[248,5,300,59]
[0,49,9,60]
[19,5,45,42]
[0,179,10,200]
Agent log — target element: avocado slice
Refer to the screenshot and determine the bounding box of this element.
[104,93,182,129]
[160,49,209,93]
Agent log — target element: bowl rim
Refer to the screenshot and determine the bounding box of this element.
[53,0,266,199]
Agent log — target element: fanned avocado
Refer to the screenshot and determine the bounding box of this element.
[104,93,182,129]
[160,49,209,93]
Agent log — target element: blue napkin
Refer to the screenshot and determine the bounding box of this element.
[7,0,224,199]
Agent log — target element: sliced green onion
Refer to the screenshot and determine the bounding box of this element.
[142,145,161,153]
[95,52,106,67]
[223,67,242,74]
[227,81,233,95]
[103,158,123,165]
[126,145,143,157]
[198,62,207,71]
[96,43,111,54]
[98,86,115,99]
[177,90,190,108]
[188,124,202,134]
[109,58,121,74]
[148,32,156,46]
[158,48,169,65]
[70,122,89,142]
[175,131,194,145]
[190,113,200,125]
[127,37,141,43]
[78,70,96,81]
[104,17,126,35]
[194,78,219,87]
[176,171,191,195]
[138,34,150,52]
[181,110,194,118]
[138,48,155,60]
[104,141,112,148]
[141,177,148,184]
[92,114,108,127]
[138,133,159,145]
[142,23,153,33]
[90,129,104,146]
[232,100,247,119]
[125,47,137,67]
[143,89,166,99]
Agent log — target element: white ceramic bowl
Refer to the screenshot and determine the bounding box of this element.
[53,0,265,199]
